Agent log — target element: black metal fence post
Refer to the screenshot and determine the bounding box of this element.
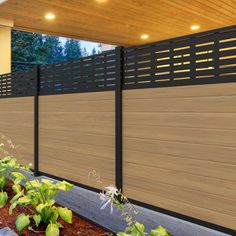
[34,65,40,176]
[115,46,123,191]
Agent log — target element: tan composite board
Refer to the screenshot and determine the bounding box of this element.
[123,83,236,230]
[0,97,34,166]
[39,92,115,188]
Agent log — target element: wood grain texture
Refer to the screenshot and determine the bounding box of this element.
[39,92,115,188]
[0,97,34,167]
[0,0,235,46]
[123,83,236,230]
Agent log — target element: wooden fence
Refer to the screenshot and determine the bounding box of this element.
[1,25,236,234]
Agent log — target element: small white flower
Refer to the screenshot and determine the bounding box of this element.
[99,192,114,214]
[100,193,111,207]
[99,192,108,203]
[104,185,118,198]
[110,201,114,214]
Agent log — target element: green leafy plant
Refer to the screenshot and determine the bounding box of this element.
[0,143,32,208]
[0,136,75,235]
[10,178,73,235]
[0,191,8,208]
[16,213,30,231]
[46,222,60,236]
[89,170,171,236]
[117,224,171,236]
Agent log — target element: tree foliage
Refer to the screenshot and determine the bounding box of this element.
[64,39,82,60]
[12,30,95,71]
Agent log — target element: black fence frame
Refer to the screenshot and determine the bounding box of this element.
[1,25,236,235]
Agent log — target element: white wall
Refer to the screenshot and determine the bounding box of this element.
[0,25,11,74]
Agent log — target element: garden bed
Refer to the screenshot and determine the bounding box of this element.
[0,182,114,236]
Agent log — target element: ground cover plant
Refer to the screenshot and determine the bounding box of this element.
[0,135,113,236]
[0,140,74,235]
[9,178,73,235]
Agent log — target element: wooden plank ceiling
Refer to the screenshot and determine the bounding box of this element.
[0,0,235,46]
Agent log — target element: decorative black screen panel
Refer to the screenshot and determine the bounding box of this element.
[39,50,117,95]
[123,26,236,89]
[0,70,36,98]
[0,73,12,97]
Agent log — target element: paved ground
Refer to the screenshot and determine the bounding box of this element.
[39,176,231,236]
[0,227,18,236]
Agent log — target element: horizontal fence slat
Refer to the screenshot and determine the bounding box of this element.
[123,27,236,89]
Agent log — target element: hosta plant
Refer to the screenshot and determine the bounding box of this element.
[0,136,75,235]
[118,223,171,236]
[10,178,73,235]
[0,143,32,208]
[90,170,171,236]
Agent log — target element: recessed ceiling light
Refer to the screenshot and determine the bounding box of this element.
[141,34,149,40]
[96,0,108,3]
[190,25,200,31]
[45,13,56,21]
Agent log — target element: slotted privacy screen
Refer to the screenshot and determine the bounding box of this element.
[39,50,117,95]
[2,26,236,96]
[0,70,36,98]
[123,26,236,89]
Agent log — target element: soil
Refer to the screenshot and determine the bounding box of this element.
[0,182,114,236]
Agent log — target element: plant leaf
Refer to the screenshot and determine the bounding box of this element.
[12,184,21,194]
[18,196,31,204]
[58,207,72,224]
[56,222,64,229]
[56,181,73,191]
[123,222,146,236]
[25,180,41,189]
[46,223,60,236]
[150,226,171,236]
[15,213,30,231]
[0,175,6,190]
[9,201,18,215]
[33,214,41,227]
[41,179,53,185]
[36,203,46,213]
[0,191,8,208]
[11,172,26,185]
[10,190,24,204]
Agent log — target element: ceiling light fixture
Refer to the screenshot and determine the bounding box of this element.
[96,0,108,3]
[141,34,149,40]
[190,25,200,31]
[45,13,56,21]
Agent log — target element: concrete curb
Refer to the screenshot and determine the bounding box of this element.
[0,227,18,236]
[40,176,231,236]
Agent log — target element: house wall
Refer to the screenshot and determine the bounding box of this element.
[0,26,11,74]
[123,83,236,229]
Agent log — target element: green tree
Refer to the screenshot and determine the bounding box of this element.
[12,30,47,64]
[64,39,82,60]
[91,47,97,55]
[12,30,99,71]
[43,36,64,63]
